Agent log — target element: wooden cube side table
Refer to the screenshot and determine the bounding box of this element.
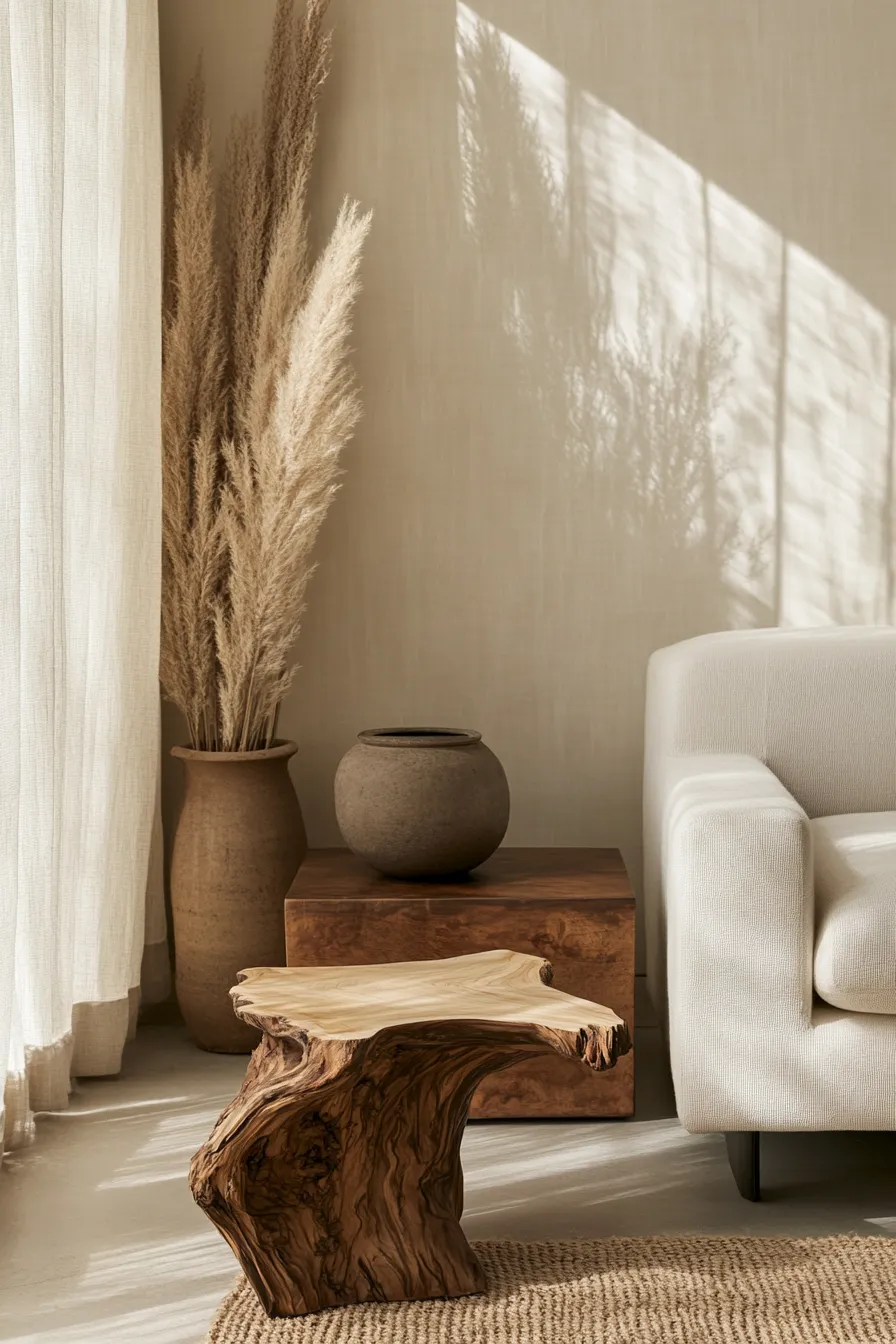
[284,847,635,1119]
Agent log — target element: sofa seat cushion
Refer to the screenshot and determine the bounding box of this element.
[811,812,896,1014]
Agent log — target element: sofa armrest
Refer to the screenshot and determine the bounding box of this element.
[654,755,814,1128]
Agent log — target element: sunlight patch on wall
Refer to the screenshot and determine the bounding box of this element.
[456,3,894,630]
[457,2,567,216]
[703,186,782,622]
[573,88,707,335]
[784,244,891,624]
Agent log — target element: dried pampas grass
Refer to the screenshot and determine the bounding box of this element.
[162,0,370,751]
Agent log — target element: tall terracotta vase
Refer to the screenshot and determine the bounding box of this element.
[170,740,307,1052]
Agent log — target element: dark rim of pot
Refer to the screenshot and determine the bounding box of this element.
[357,727,482,748]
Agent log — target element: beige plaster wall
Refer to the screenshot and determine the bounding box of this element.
[159,0,896,957]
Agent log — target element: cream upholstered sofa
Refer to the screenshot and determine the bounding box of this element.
[643,627,896,1199]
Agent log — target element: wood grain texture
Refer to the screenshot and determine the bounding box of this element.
[285,848,635,1118]
[189,950,631,1317]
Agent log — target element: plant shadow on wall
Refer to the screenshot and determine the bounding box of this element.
[454,15,770,834]
[458,17,768,629]
[457,6,896,633]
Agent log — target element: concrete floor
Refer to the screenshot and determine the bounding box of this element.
[1,1022,894,1344]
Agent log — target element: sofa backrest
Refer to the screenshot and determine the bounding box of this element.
[645,626,896,818]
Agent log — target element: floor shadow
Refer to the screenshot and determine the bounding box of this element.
[761,1131,896,1207]
[0,1026,241,1344]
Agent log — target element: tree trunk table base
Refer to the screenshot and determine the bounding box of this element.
[189,949,631,1318]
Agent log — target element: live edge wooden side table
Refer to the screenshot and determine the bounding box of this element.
[189,950,631,1316]
[285,847,635,1119]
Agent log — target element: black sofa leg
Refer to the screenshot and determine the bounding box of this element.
[725,1131,760,1201]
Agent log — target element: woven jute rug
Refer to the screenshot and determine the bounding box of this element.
[204,1236,896,1343]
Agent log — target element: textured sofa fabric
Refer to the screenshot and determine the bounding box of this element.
[643,627,896,1133]
[812,812,896,1015]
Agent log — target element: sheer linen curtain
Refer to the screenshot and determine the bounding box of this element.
[0,0,167,1151]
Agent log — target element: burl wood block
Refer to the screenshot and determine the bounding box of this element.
[285,847,635,1119]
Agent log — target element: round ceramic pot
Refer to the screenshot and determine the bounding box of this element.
[334,727,510,879]
[170,740,307,1052]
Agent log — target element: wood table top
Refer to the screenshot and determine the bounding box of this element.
[231,948,627,1044]
[287,847,633,904]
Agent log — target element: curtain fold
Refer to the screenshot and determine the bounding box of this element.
[0,0,165,1152]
